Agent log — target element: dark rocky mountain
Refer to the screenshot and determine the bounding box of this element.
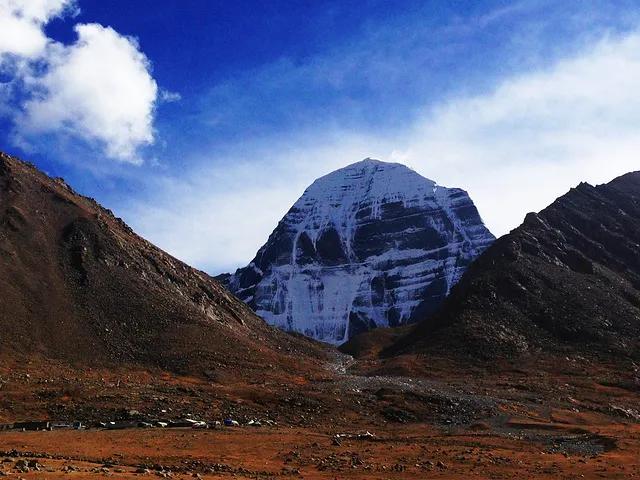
[0,151,326,375]
[220,159,494,344]
[389,172,640,359]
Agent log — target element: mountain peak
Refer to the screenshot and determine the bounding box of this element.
[353,156,383,164]
[333,157,416,175]
[302,159,436,214]
[220,158,494,344]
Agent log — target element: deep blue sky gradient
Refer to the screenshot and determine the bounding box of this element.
[1,0,639,270]
[7,1,636,182]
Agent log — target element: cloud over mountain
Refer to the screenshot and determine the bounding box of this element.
[125,28,640,272]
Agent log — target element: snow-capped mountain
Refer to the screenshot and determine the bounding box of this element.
[219,159,495,344]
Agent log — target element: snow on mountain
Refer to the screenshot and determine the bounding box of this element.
[219,158,495,344]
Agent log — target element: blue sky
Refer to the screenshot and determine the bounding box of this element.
[1,0,640,273]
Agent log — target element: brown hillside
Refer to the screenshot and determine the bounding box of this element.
[0,151,327,376]
[388,172,640,360]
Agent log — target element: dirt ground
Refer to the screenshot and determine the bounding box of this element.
[0,353,638,479]
[0,419,639,479]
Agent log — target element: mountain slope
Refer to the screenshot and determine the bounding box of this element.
[220,159,494,344]
[391,172,640,359]
[0,151,326,375]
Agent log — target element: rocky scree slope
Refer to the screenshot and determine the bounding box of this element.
[0,152,326,375]
[220,159,494,344]
[391,171,640,359]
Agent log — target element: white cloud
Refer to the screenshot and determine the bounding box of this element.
[20,23,157,163]
[0,0,75,59]
[124,29,640,272]
[125,134,386,273]
[0,1,158,163]
[399,32,640,236]
[159,89,181,103]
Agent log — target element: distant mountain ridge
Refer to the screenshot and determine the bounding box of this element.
[220,158,494,344]
[389,171,640,359]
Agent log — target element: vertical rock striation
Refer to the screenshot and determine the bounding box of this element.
[220,159,494,344]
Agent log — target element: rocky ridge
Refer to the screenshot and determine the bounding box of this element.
[0,151,326,375]
[391,171,640,359]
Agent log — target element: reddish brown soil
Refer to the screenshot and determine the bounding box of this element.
[0,419,638,479]
[0,352,638,479]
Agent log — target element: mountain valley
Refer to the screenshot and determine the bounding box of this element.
[0,152,638,479]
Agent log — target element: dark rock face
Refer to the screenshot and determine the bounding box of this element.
[220,159,494,344]
[0,151,324,374]
[395,172,640,359]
